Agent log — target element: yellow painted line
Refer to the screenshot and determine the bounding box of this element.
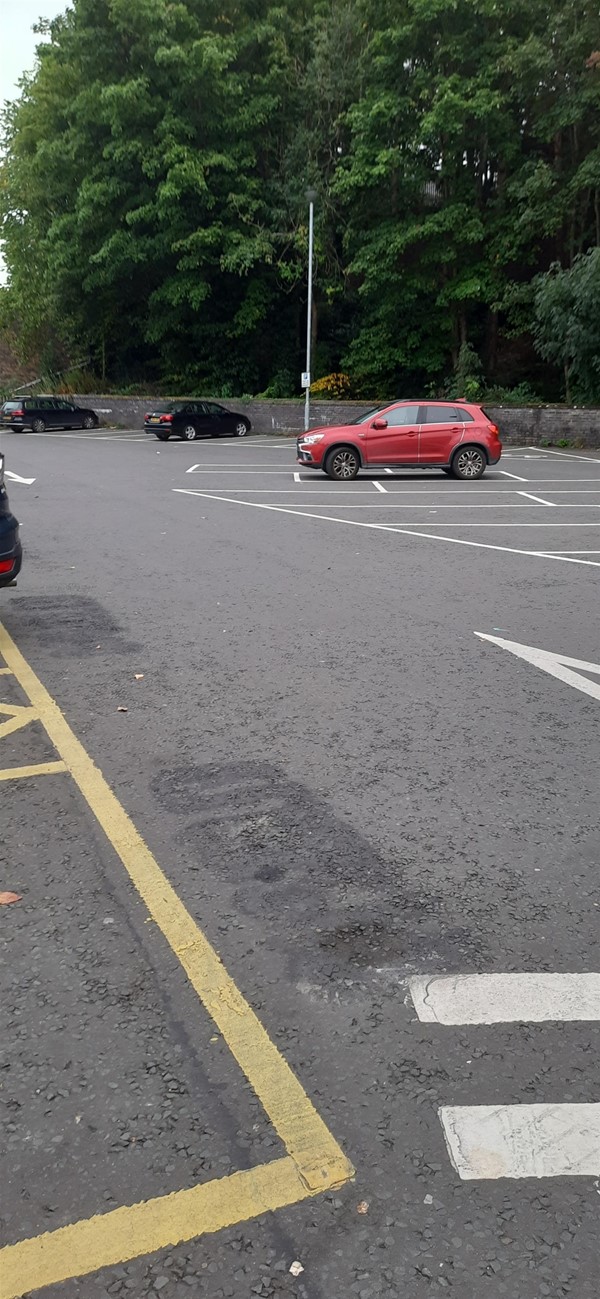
[0,1158,311,1299]
[0,666,12,675]
[0,622,353,1296]
[0,707,37,741]
[0,759,67,782]
[0,701,37,718]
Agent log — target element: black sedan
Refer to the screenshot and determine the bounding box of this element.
[144,400,251,441]
[0,454,22,586]
[1,396,99,433]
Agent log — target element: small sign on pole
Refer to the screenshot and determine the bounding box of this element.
[301,371,311,389]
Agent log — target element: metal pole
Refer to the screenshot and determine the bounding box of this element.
[304,197,314,432]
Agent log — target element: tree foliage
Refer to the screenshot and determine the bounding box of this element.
[533,249,600,403]
[1,0,599,399]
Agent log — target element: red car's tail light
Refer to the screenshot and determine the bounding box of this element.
[488,423,500,436]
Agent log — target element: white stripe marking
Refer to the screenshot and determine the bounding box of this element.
[534,447,600,463]
[293,472,301,483]
[383,467,393,474]
[440,1104,600,1180]
[5,470,35,485]
[174,486,600,495]
[409,972,600,1024]
[476,633,600,701]
[518,491,556,506]
[373,480,387,493]
[184,470,293,474]
[498,469,528,481]
[186,464,201,474]
[173,490,600,566]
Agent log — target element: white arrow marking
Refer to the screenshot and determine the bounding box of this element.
[5,470,36,485]
[476,632,600,703]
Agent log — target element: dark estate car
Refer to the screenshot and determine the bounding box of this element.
[0,453,22,587]
[144,401,251,440]
[1,397,99,433]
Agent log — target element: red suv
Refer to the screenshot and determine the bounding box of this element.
[296,400,501,480]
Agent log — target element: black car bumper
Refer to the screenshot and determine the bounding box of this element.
[0,514,22,586]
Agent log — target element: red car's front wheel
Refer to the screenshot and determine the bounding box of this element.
[324,446,360,480]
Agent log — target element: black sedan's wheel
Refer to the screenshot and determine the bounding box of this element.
[31,418,45,434]
[82,414,97,429]
[324,446,360,481]
[181,424,198,441]
[235,420,250,437]
[451,445,486,479]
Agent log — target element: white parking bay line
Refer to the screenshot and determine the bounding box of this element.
[440,1105,600,1180]
[518,490,556,506]
[294,472,301,483]
[173,490,600,566]
[373,481,387,493]
[532,447,600,464]
[409,972,600,1024]
[498,469,528,482]
[383,467,393,474]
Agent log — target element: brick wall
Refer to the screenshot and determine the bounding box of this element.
[75,394,600,446]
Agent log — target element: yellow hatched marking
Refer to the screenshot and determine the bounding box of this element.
[0,760,67,782]
[0,623,353,1299]
[0,1158,311,1299]
[0,701,36,716]
[0,666,12,675]
[0,707,38,741]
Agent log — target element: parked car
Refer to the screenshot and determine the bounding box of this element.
[0,397,99,433]
[296,400,502,479]
[0,454,22,586]
[144,401,251,441]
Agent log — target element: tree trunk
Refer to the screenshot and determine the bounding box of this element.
[485,309,499,377]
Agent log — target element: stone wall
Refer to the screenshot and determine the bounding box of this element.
[75,394,600,446]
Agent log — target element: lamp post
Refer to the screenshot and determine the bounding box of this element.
[303,188,317,431]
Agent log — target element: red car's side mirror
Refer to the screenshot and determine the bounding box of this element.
[371,417,388,430]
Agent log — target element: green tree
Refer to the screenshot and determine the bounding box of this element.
[1,0,600,397]
[533,249,600,402]
[333,0,600,394]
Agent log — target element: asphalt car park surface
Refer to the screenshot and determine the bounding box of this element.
[1,429,600,1299]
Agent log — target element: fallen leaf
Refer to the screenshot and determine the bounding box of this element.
[134,673,144,680]
[0,892,22,905]
[289,1261,304,1277]
[357,1200,369,1214]
[116,705,128,713]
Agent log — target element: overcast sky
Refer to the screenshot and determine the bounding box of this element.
[1,1,67,106]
